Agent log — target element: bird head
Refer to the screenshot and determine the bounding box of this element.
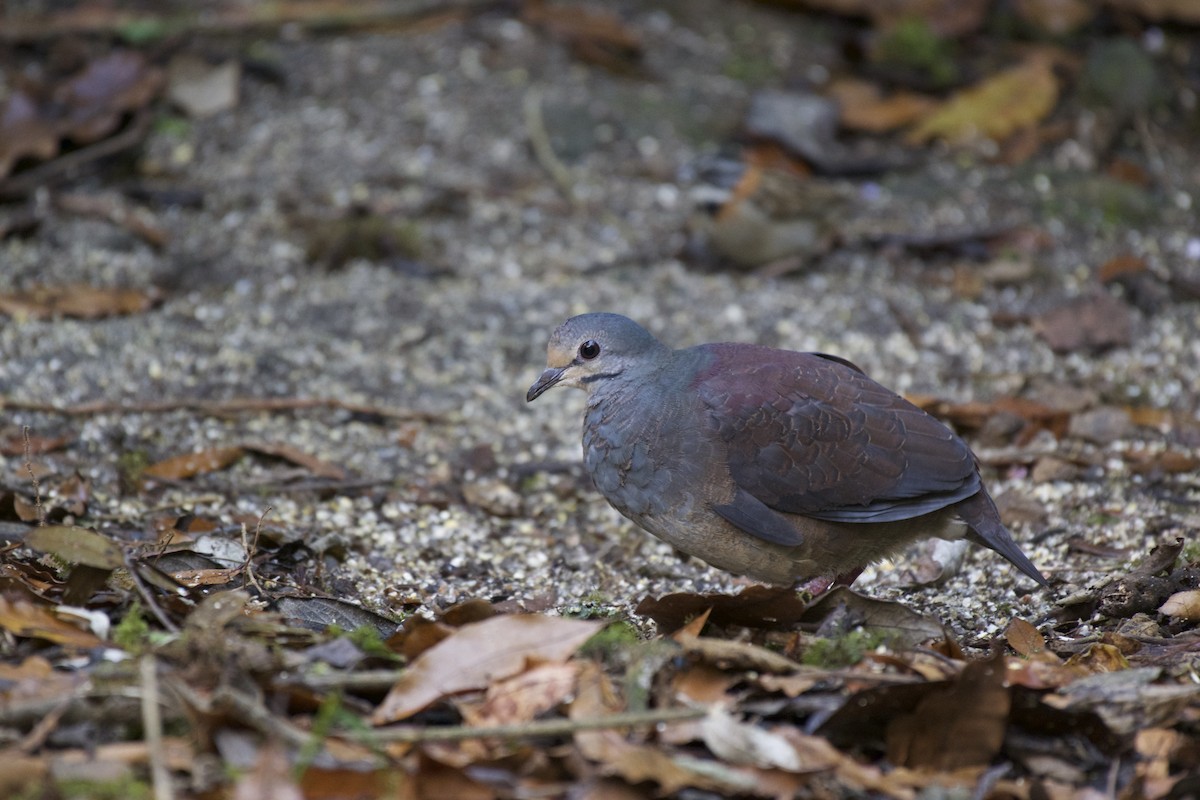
[527,313,666,402]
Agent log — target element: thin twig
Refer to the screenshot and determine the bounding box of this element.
[366,707,709,743]
[3,396,444,422]
[523,88,578,204]
[141,655,174,800]
[241,507,271,596]
[127,556,182,634]
[22,427,46,527]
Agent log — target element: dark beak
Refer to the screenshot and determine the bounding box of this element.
[526,367,566,402]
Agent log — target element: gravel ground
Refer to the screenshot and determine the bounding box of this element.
[3,1,1199,644]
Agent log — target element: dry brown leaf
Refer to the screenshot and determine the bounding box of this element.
[1005,618,1061,663]
[1031,290,1134,353]
[639,585,808,630]
[0,284,162,320]
[461,661,580,727]
[297,767,395,800]
[55,51,164,143]
[1159,590,1200,621]
[907,55,1059,145]
[26,525,124,569]
[0,594,104,648]
[0,431,73,457]
[370,614,600,724]
[1098,253,1149,284]
[242,442,346,480]
[672,664,738,706]
[143,446,245,481]
[0,89,61,178]
[886,653,1010,769]
[827,78,937,133]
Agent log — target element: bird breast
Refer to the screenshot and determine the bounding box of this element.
[581,389,707,523]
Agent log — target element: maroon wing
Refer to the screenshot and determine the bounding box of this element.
[693,344,980,523]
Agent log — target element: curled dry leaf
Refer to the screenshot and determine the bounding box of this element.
[701,707,840,772]
[56,51,164,144]
[461,661,580,727]
[370,614,601,724]
[1159,590,1200,621]
[0,594,105,648]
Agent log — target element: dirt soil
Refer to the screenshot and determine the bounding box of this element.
[3,1,1200,644]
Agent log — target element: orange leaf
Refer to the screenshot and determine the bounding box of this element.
[143,446,245,480]
[0,595,104,648]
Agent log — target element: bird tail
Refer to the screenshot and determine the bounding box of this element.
[957,492,1049,587]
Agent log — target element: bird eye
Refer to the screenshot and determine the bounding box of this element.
[578,340,601,360]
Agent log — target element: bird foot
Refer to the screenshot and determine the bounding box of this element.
[795,567,864,600]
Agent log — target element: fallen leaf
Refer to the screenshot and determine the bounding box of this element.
[1159,590,1200,621]
[0,594,104,648]
[636,585,808,630]
[461,661,580,726]
[886,653,1010,769]
[0,284,163,320]
[907,55,1059,145]
[1032,290,1134,353]
[0,89,60,178]
[370,614,600,724]
[827,78,936,133]
[1050,666,1200,734]
[0,431,73,457]
[1005,618,1060,663]
[1098,253,1149,284]
[701,707,839,772]
[802,587,945,649]
[56,51,164,143]
[25,525,124,569]
[143,446,245,481]
[242,442,346,480]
